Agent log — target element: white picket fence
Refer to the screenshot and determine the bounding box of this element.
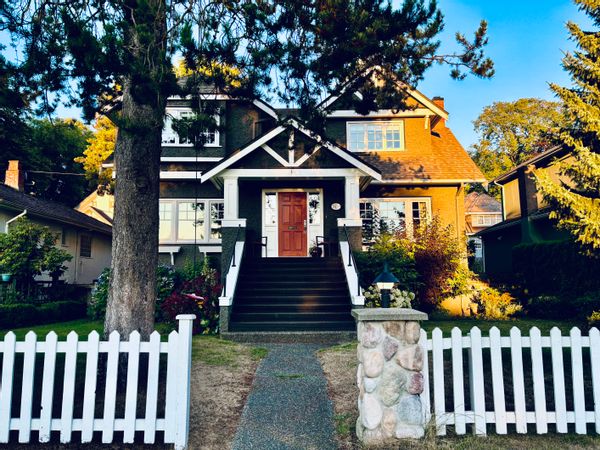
[0,314,195,449]
[420,326,600,436]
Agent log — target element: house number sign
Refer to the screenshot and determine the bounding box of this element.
[331,203,342,211]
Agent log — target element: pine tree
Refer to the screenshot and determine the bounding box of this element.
[535,0,600,253]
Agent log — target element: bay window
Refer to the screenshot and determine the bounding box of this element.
[159,199,224,243]
[360,198,431,243]
[347,121,404,151]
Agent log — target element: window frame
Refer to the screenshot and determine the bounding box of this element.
[359,197,432,243]
[161,107,221,148]
[346,120,405,152]
[79,234,93,258]
[159,198,225,244]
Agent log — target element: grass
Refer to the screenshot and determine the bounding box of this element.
[424,316,581,335]
[274,373,305,379]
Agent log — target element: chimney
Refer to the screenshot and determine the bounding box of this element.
[4,160,24,191]
[432,96,446,127]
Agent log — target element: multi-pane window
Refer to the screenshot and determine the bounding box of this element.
[159,200,224,243]
[79,234,92,258]
[308,192,321,225]
[360,198,431,244]
[161,109,220,147]
[347,121,404,151]
[474,214,502,226]
[264,193,277,226]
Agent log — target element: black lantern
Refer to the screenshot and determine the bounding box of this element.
[373,262,399,308]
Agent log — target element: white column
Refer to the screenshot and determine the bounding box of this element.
[344,175,361,220]
[223,176,239,220]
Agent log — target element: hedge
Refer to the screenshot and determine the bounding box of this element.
[0,300,87,330]
[512,240,600,296]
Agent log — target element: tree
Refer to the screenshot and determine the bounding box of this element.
[24,118,92,206]
[471,98,565,181]
[75,115,117,193]
[0,0,494,338]
[535,0,600,253]
[0,218,72,296]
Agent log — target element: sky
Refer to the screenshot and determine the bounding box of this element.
[418,0,590,150]
[45,1,590,150]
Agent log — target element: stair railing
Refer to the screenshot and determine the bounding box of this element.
[341,225,362,299]
[221,225,244,305]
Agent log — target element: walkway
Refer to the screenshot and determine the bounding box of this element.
[232,344,338,450]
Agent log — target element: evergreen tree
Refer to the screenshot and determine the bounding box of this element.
[0,0,493,337]
[535,0,600,253]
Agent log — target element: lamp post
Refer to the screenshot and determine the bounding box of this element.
[373,262,399,308]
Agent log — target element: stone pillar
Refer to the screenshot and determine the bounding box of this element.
[352,308,428,445]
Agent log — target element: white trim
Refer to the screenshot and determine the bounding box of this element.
[220,168,367,178]
[339,241,365,306]
[360,197,432,240]
[158,245,181,265]
[294,145,321,167]
[346,120,405,152]
[197,245,222,253]
[328,108,433,118]
[161,157,222,162]
[159,198,224,245]
[160,171,202,179]
[465,212,503,216]
[262,144,291,167]
[219,240,245,306]
[338,218,362,228]
[162,107,221,148]
[252,99,279,119]
[200,126,286,182]
[221,218,247,227]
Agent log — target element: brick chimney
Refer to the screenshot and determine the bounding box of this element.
[4,160,24,191]
[432,96,445,110]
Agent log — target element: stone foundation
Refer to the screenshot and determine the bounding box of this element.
[352,308,428,445]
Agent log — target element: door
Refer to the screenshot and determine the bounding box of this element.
[278,192,307,256]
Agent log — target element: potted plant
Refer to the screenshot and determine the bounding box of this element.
[309,242,322,258]
[1,272,11,283]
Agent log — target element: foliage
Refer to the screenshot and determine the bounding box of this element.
[588,311,600,328]
[471,98,565,181]
[473,288,521,320]
[526,291,600,323]
[363,285,414,309]
[411,218,464,312]
[513,240,600,296]
[74,115,117,193]
[88,265,177,321]
[355,233,419,291]
[535,1,600,253]
[0,219,72,292]
[0,300,86,329]
[161,271,222,335]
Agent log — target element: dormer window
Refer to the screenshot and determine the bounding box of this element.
[347,121,404,151]
[162,108,220,147]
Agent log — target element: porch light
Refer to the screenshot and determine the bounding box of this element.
[373,262,399,308]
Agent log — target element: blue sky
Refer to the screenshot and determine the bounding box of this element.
[48,1,589,150]
[418,0,590,149]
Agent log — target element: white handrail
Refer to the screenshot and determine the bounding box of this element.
[339,241,364,306]
[218,240,245,307]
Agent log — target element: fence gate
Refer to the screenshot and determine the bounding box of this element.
[420,326,600,436]
[0,314,195,449]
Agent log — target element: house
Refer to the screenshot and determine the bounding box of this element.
[106,71,485,332]
[464,191,502,260]
[1,161,112,285]
[75,190,114,226]
[476,146,571,278]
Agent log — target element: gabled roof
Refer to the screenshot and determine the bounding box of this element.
[493,146,566,185]
[317,66,448,121]
[200,118,382,182]
[465,192,502,214]
[0,184,112,235]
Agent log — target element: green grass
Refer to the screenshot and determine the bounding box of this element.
[423,316,581,335]
[250,347,269,360]
[333,412,354,437]
[274,373,305,379]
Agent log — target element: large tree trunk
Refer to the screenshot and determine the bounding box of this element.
[104,0,168,339]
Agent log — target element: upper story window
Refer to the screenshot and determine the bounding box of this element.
[161,108,220,147]
[159,199,224,243]
[347,121,404,151]
[474,214,502,226]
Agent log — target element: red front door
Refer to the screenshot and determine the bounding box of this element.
[278,192,307,257]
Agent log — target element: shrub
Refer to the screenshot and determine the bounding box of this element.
[363,285,415,308]
[0,303,39,328]
[588,311,600,328]
[411,218,464,312]
[572,290,600,320]
[513,240,600,296]
[526,295,567,319]
[38,300,87,323]
[0,300,86,329]
[161,272,222,334]
[473,288,522,320]
[355,233,419,291]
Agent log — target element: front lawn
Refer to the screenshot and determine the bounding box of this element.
[424,316,582,335]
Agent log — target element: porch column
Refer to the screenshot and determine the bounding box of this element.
[344,175,361,220]
[341,175,362,252]
[223,176,239,220]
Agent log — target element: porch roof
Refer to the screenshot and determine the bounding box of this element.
[200,118,382,184]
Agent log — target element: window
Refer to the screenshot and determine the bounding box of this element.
[61,228,67,246]
[264,193,277,226]
[360,198,431,244]
[161,109,220,147]
[80,234,92,258]
[347,121,404,151]
[159,199,224,243]
[474,214,502,226]
[308,192,321,225]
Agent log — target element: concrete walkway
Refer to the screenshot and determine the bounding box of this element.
[232,344,338,450]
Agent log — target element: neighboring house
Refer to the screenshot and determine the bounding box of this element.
[465,191,502,259]
[476,146,571,278]
[75,191,114,226]
[1,161,112,285]
[106,69,485,332]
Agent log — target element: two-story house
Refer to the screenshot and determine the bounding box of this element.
[465,191,502,261]
[146,73,485,333]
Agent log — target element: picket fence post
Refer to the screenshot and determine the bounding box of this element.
[174,314,195,450]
